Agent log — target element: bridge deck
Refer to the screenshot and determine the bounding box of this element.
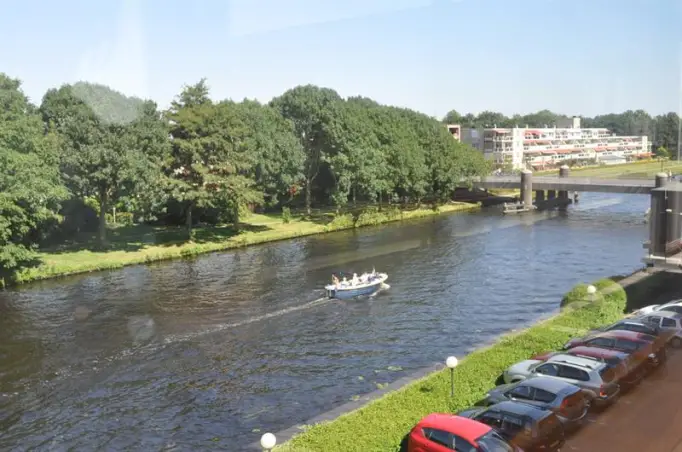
[473,176,659,194]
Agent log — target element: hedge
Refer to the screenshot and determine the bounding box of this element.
[276,278,626,452]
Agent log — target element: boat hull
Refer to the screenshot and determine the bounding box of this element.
[325,273,388,300]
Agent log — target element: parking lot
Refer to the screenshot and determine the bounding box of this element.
[564,349,682,451]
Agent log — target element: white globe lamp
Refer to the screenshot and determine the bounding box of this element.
[260,433,276,451]
[446,356,458,397]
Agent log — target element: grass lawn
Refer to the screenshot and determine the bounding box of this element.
[536,159,682,179]
[14,202,479,285]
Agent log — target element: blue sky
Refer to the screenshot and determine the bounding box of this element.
[2,0,680,118]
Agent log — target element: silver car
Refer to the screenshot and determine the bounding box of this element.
[636,311,682,348]
[502,354,620,409]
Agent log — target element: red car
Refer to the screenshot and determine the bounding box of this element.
[532,346,643,386]
[563,330,665,368]
[407,413,520,452]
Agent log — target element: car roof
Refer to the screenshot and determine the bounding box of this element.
[487,401,550,419]
[547,354,604,370]
[517,377,578,394]
[569,346,628,359]
[645,311,682,319]
[417,414,491,442]
[594,330,651,341]
[613,320,650,327]
[659,299,682,308]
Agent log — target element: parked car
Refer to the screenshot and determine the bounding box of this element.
[476,377,590,431]
[532,346,643,387]
[635,311,682,348]
[407,413,520,452]
[589,319,661,337]
[502,354,620,409]
[563,330,666,367]
[458,401,565,452]
[631,299,682,316]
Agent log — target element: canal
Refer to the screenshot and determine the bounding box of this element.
[0,193,650,450]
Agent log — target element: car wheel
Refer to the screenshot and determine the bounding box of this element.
[672,337,682,348]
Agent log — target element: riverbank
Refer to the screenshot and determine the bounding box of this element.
[273,269,677,452]
[11,202,479,286]
[536,159,682,178]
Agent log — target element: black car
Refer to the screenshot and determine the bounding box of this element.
[476,377,590,431]
[458,401,565,452]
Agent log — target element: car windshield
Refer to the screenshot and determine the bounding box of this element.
[477,431,515,451]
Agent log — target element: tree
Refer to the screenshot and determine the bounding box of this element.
[442,109,462,124]
[270,85,343,215]
[0,73,68,285]
[166,80,262,238]
[655,146,670,160]
[234,99,305,206]
[41,84,157,246]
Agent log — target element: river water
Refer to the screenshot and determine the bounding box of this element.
[0,193,650,451]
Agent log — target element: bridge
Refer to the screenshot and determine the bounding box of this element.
[466,166,682,274]
[472,175,655,194]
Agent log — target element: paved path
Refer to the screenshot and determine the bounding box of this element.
[564,349,682,451]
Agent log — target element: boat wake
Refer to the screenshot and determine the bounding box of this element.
[163,296,331,344]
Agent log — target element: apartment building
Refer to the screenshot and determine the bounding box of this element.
[456,117,652,170]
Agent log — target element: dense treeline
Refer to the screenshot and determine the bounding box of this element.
[0,73,490,284]
[443,109,681,156]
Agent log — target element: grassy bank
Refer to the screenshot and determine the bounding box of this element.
[537,159,682,179]
[13,202,478,285]
[276,277,630,452]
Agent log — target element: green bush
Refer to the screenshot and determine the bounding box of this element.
[278,278,627,452]
[282,207,292,224]
[324,213,355,231]
[105,212,134,226]
[355,206,384,227]
[117,212,134,225]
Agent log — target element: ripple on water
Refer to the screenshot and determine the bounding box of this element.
[0,193,651,450]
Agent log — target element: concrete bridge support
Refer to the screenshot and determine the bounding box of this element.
[521,170,533,207]
[558,165,570,210]
[547,190,556,200]
[535,190,545,203]
[649,173,669,257]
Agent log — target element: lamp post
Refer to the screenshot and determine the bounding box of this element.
[260,433,276,452]
[587,284,596,303]
[446,356,459,397]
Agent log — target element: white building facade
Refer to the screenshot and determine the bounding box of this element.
[460,117,652,170]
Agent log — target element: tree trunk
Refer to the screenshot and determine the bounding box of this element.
[305,179,312,216]
[352,186,357,206]
[186,201,194,241]
[233,204,240,232]
[98,190,108,247]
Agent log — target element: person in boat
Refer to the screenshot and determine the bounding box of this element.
[331,274,340,285]
[342,276,348,286]
[352,273,359,285]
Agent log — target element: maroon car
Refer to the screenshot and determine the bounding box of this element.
[563,330,665,369]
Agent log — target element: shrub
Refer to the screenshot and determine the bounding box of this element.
[355,206,384,227]
[282,207,292,224]
[278,278,627,452]
[117,212,134,226]
[324,213,354,231]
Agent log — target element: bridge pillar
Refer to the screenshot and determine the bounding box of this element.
[649,173,669,257]
[535,190,545,203]
[547,190,556,200]
[558,165,570,210]
[520,170,533,207]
